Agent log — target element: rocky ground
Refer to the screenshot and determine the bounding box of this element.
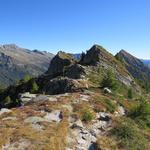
[0,89,125,150]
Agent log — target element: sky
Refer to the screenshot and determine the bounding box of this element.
[0,0,150,58]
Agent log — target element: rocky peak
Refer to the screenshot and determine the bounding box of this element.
[116,50,150,82]
[119,49,127,54]
[80,44,112,65]
[116,49,145,67]
[46,51,76,78]
[117,49,139,62]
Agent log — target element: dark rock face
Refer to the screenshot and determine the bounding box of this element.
[116,50,150,82]
[65,64,86,79]
[0,44,54,87]
[80,45,104,65]
[42,77,83,95]
[46,51,75,78]
[80,44,116,66]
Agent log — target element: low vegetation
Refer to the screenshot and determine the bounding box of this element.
[101,69,118,90]
[73,103,96,122]
[127,88,133,99]
[110,117,149,150]
[31,81,39,93]
[129,100,150,129]
[97,136,117,150]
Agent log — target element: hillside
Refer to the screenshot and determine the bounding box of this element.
[116,50,150,85]
[0,44,54,87]
[0,44,150,150]
[0,44,140,107]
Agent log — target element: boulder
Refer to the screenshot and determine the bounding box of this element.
[103,87,112,94]
[33,95,58,102]
[0,108,11,115]
[98,112,111,121]
[42,77,88,95]
[19,92,36,103]
[44,110,62,122]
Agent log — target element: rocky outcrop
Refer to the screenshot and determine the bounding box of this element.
[42,77,88,95]
[80,45,108,65]
[67,112,112,150]
[46,51,75,78]
[79,45,116,68]
[65,64,86,79]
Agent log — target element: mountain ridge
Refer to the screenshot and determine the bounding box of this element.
[0,44,150,149]
[116,49,150,85]
[0,44,54,87]
[0,44,144,107]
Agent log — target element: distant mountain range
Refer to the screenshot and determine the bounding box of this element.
[0,44,54,87]
[141,59,150,68]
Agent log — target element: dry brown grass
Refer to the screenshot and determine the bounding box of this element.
[0,99,70,150]
[97,136,118,150]
[72,102,96,122]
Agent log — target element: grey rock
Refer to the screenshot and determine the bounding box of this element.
[65,64,86,79]
[98,112,111,121]
[24,116,45,124]
[42,77,86,95]
[0,108,11,115]
[19,92,36,103]
[71,120,83,129]
[44,110,62,122]
[103,87,112,94]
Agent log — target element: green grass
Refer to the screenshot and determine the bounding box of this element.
[111,117,149,150]
[128,100,150,129]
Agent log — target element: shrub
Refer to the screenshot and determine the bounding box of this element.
[105,99,117,113]
[111,118,148,150]
[129,100,150,128]
[127,88,133,99]
[3,96,12,106]
[31,81,39,93]
[23,75,31,82]
[81,109,94,122]
[73,103,96,122]
[101,69,118,90]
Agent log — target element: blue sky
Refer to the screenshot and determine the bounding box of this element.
[0,0,150,58]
